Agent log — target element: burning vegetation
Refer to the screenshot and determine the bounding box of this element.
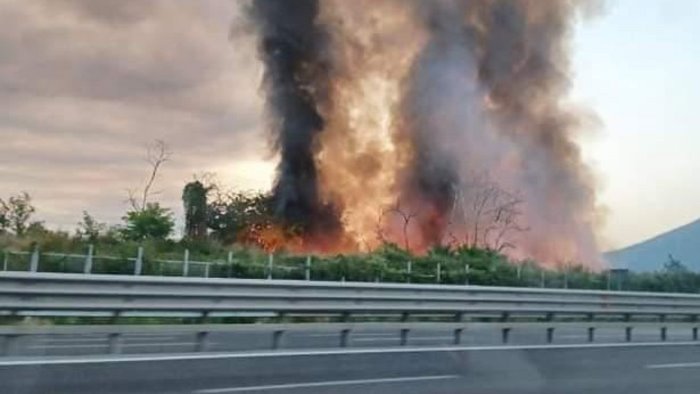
[242,0,601,266]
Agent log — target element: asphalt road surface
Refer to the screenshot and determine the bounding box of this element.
[2,342,700,393]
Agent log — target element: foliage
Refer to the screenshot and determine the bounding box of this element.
[4,223,700,295]
[3,187,700,295]
[25,221,50,238]
[207,190,274,244]
[75,211,106,242]
[182,181,211,240]
[121,203,174,241]
[0,192,35,236]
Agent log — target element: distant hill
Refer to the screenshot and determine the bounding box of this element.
[605,218,700,272]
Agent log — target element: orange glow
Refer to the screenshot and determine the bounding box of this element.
[315,0,424,252]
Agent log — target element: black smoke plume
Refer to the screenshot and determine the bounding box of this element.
[248,0,342,240]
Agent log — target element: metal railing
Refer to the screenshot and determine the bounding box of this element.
[0,271,698,319]
[1,321,698,356]
[2,271,699,357]
[1,247,614,289]
[1,247,443,282]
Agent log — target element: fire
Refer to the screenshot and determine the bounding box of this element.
[245,0,603,266]
[315,0,426,252]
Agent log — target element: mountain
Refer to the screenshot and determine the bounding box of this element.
[604,218,700,272]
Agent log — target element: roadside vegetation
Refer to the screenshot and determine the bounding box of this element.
[2,141,698,294]
[1,189,698,294]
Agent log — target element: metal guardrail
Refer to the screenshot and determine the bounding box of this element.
[1,321,697,356]
[1,271,700,319]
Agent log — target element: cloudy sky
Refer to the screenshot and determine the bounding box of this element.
[1,0,698,250]
[0,0,273,232]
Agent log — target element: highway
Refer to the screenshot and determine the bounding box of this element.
[3,272,700,392]
[3,342,700,393]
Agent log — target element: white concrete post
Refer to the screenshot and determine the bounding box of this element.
[267,254,274,280]
[29,247,39,272]
[84,244,94,274]
[227,251,233,278]
[134,246,144,275]
[183,249,190,277]
[305,256,311,281]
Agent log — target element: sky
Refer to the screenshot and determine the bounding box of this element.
[572,0,700,248]
[0,0,698,250]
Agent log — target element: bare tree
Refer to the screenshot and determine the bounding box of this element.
[482,191,529,252]
[449,172,528,251]
[127,140,172,211]
[386,199,418,251]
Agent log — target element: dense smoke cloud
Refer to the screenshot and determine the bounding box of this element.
[246,0,601,264]
[397,0,477,248]
[248,0,342,243]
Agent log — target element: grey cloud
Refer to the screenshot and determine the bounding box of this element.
[0,0,268,229]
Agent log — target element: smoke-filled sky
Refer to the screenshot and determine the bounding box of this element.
[0,0,698,250]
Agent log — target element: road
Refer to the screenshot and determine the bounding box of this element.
[2,342,700,393]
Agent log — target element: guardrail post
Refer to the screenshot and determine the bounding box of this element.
[625,327,632,342]
[464,264,469,285]
[453,328,463,345]
[693,327,698,341]
[436,263,442,283]
[267,254,273,280]
[134,246,143,275]
[84,244,94,274]
[502,328,511,344]
[198,311,210,324]
[400,328,409,346]
[660,327,667,342]
[305,256,311,281]
[183,249,190,277]
[406,261,412,283]
[588,327,595,343]
[1,334,20,356]
[204,263,210,278]
[195,331,209,352]
[272,330,284,349]
[340,329,351,348]
[29,246,39,272]
[2,250,8,271]
[546,327,555,344]
[108,333,123,354]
